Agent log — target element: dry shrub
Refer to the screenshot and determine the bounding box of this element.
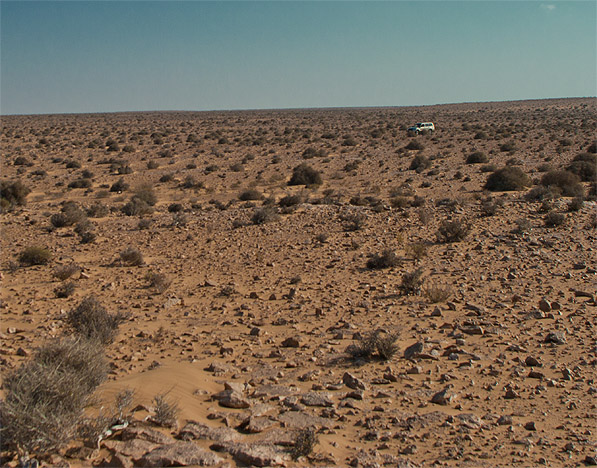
[119,246,144,266]
[251,207,279,225]
[400,268,424,295]
[409,154,431,173]
[151,394,179,428]
[145,271,171,294]
[133,183,157,206]
[366,249,400,270]
[567,153,596,182]
[342,212,367,231]
[54,281,76,298]
[540,170,584,197]
[121,197,153,216]
[86,202,109,218]
[436,220,470,243]
[484,167,530,191]
[348,329,399,361]
[544,211,566,228]
[65,296,127,345]
[291,428,318,460]
[0,338,107,459]
[18,246,52,266]
[53,263,80,281]
[466,151,488,164]
[0,180,31,210]
[288,163,322,186]
[238,188,264,201]
[406,242,428,261]
[424,284,453,303]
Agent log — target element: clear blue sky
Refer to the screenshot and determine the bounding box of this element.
[1,1,595,115]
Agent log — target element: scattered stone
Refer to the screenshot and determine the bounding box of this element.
[404,341,425,360]
[178,421,241,443]
[213,389,251,409]
[538,299,551,312]
[497,415,512,425]
[525,356,541,367]
[544,332,566,344]
[211,442,288,467]
[343,372,367,390]
[300,392,334,407]
[431,386,456,405]
[524,421,536,431]
[281,337,300,347]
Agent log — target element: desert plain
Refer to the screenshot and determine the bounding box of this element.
[1,97,596,467]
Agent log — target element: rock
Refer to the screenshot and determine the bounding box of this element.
[538,299,551,312]
[163,296,181,309]
[584,455,597,466]
[300,392,334,407]
[211,442,288,467]
[103,439,158,460]
[138,441,223,467]
[431,386,456,405]
[245,416,276,433]
[504,389,519,399]
[178,421,241,443]
[16,347,29,356]
[497,415,512,425]
[524,421,536,431]
[403,341,425,360]
[525,356,541,367]
[544,332,566,344]
[252,384,299,399]
[462,325,484,335]
[277,411,333,429]
[281,337,300,348]
[99,452,133,468]
[121,425,173,445]
[213,389,251,409]
[343,372,367,390]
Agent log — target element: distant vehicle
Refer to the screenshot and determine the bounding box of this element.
[407,122,435,134]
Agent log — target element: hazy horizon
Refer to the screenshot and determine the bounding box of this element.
[2,1,596,116]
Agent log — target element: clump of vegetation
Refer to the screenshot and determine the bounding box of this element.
[53,263,80,281]
[54,281,76,298]
[424,283,453,303]
[540,170,584,197]
[151,393,179,428]
[480,196,503,217]
[544,211,565,228]
[121,197,153,216]
[119,246,144,266]
[109,177,129,192]
[145,271,171,294]
[466,151,488,164]
[409,154,431,173]
[348,329,399,361]
[436,219,470,243]
[278,193,304,207]
[238,189,264,201]
[288,163,322,186]
[499,141,517,152]
[133,183,157,206]
[484,166,531,191]
[86,201,109,218]
[341,212,367,231]
[251,207,279,225]
[400,268,425,295]
[366,249,400,270]
[18,246,52,266]
[50,202,87,228]
[406,242,428,261]
[302,147,327,159]
[406,140,424,151]
[568,196,584,212]
[291,428,319,461]
[567,153,596,182]
[0,337,107,461]
[65,296,127,345]
[0,180,31,210]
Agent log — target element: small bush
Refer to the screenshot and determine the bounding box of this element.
[65,296,127,345]
[466,151,488,164]
[68,178,92,189]
[291,428,318,461]
[544,211,565,228]
[302,147,326,159]
[86,202,109,218]
[288,164,322,186]
[0,338,107,459]
[53,264,80,281]
[0,180,31,209]
[568,197,584,212]
[406,140,424,151]
[409,154,431,173]
[540,170,583,197]
[342,212,367,231]
[18,246,52,266]
[436,220,470,243]
[348,329,399,361]
[251,207,279,225]
[110,177,129,192]
[424,284,453,303]
[406,242,428,261]
[121,197,153,216]
[54,281,76,298]
[367,249,400,270]
[499,141,517,152]
[484,167,531,191]
[400,268,424,295]
[119,246,144,266]
[151,394,179,428]
[239,189,264,201]
[278,194,304,207]
[145,271,171,294]
[133,184,157,206]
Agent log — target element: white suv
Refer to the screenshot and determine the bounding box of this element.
[407,122,435,134]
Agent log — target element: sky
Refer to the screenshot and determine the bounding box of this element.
[1,1,595,115]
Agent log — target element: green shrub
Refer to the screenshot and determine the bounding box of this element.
[484,167,531,191]
[18,246,52,266]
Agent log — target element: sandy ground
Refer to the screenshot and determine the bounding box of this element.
[1,98,596,467]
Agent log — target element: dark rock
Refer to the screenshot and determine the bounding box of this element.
[403,342,425,360]
[544,332,566,344]
[343,372,367,390]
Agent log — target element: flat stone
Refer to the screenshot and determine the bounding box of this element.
[178,421,242,443]
[403,342,425,360]
[138,441,223,467]
[211,442,288,467]
[342,372,367,390]
[277,411,333,429]
[213,389,251,409]
[121,425,173,445]
[300,392,334,407]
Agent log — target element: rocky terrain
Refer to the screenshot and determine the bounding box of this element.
[1,98,596,467]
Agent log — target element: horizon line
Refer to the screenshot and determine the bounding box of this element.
[1,96,595,118]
